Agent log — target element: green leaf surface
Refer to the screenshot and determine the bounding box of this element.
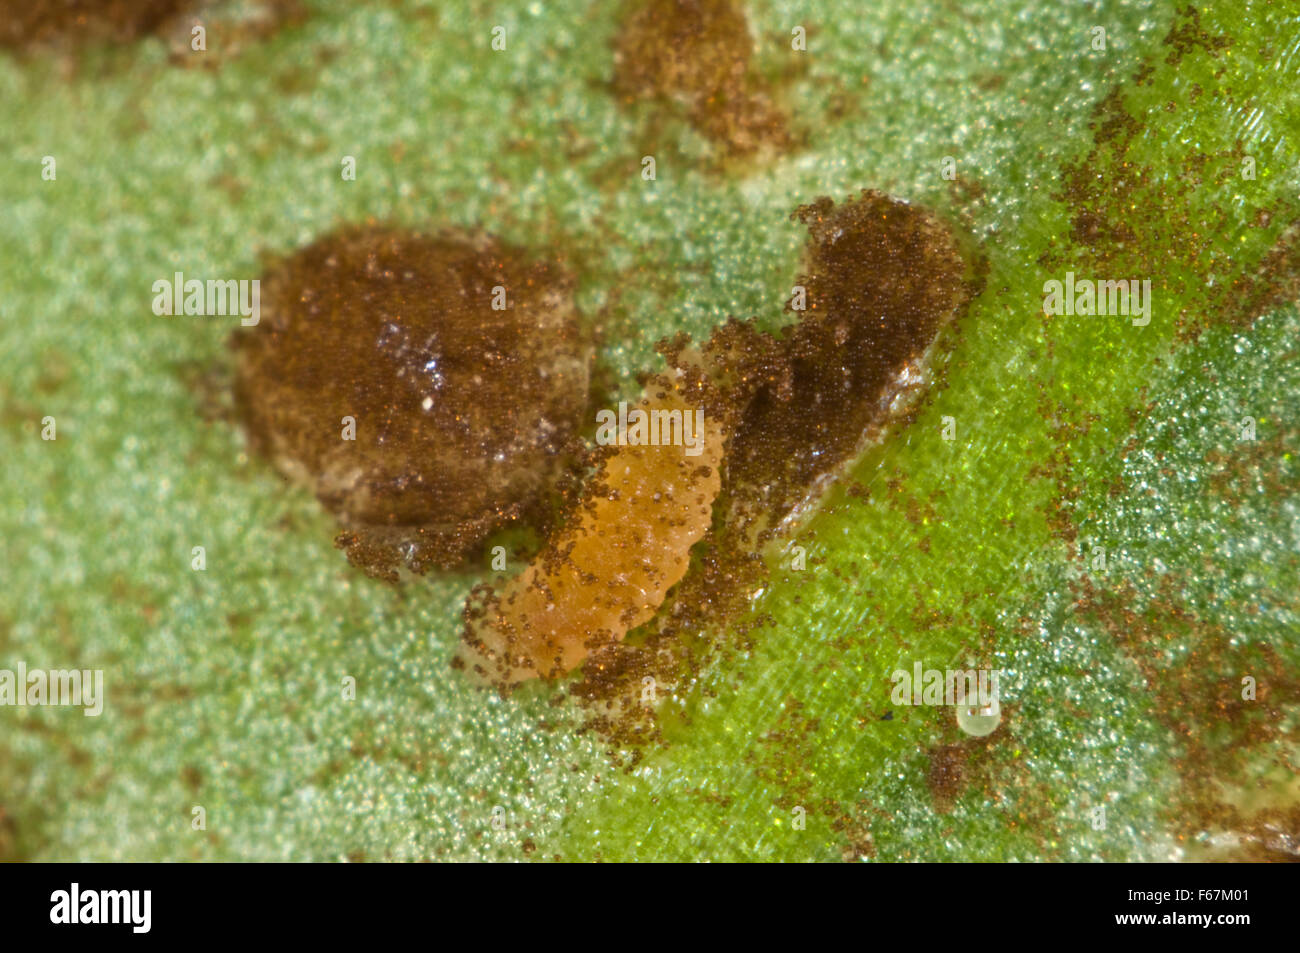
[1,0,1297,861]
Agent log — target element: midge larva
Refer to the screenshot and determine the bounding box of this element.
[460,366,726,684]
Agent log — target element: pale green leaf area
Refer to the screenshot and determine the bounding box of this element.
[0,0,1297,860]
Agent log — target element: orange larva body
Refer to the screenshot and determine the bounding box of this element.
[463,376,723,684]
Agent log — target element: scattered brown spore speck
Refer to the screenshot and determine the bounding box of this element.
[1046,10,1296,343]
[1161,4,1231,68]
[926,743,968,813]
[232,224,591,582]
[1075,571,1300,854]
[612,0,792,157]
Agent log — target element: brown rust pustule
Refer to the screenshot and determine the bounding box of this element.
[721,190,970,531]
[0,0,306,60]
[232,225,591,582]
[0,0,188,50]
[612,0,791,156]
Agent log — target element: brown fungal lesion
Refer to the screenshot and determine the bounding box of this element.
[0,0,305,60]
[0,0,189,52]
[612,0,793,157]
[231,225,592,583]
[925,743,969,813]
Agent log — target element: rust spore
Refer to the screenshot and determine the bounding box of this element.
[1161,4,1231,68]
[1048,11,1294,343]
[612,0,791,156]
[232,225,591,582]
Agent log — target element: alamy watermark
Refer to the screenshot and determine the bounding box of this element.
[891,663,1001,708]
[892,663,1003,736]
[50,883,150,933]
[151,272,260,326]
[0,662,104,716]
[1043,271,1151,327]
[594,402,705,457]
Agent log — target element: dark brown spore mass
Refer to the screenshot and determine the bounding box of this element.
[613,0,791,156]
[720,190,969,527]
[232,226,591,582]
[0,0,186,50]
